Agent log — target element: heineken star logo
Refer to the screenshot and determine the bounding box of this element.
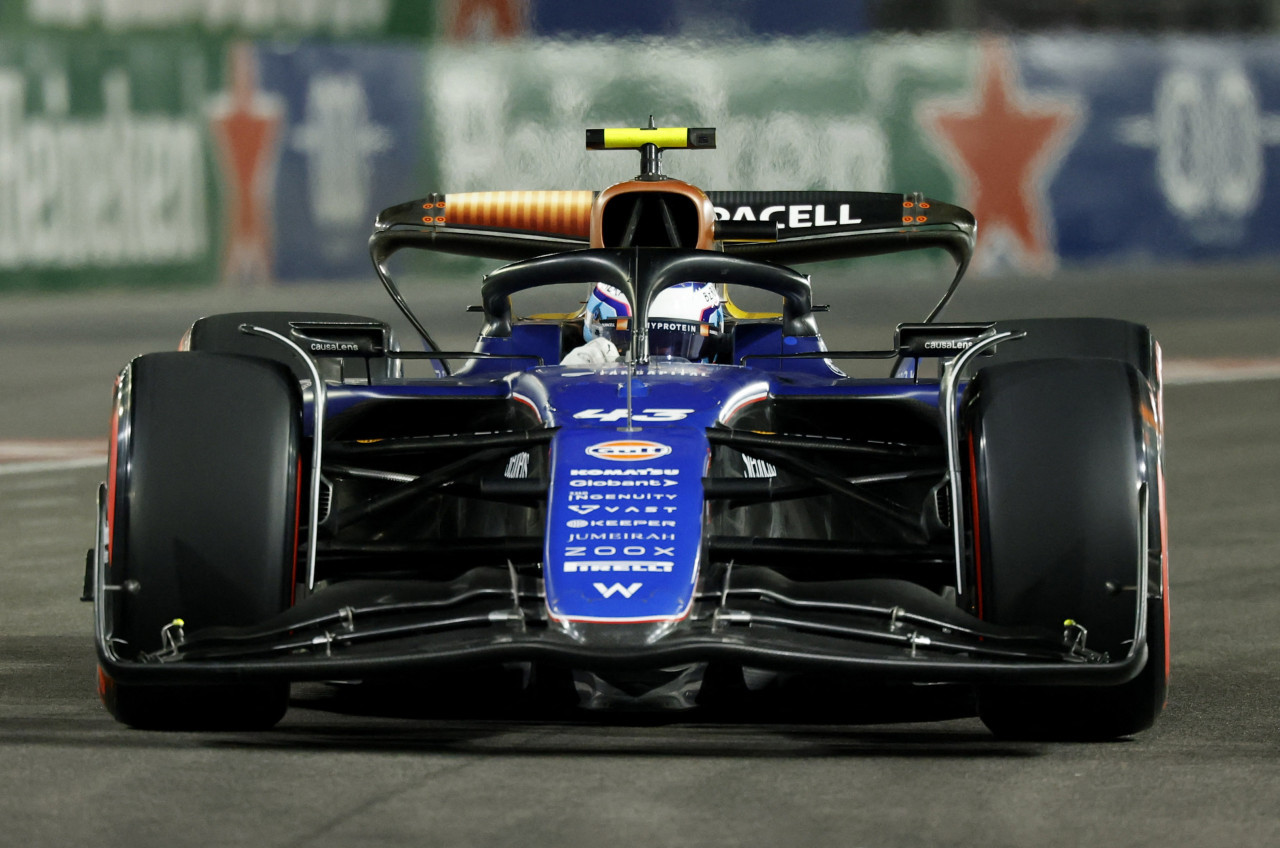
[919,39,1081,273]
[208,42,284,285]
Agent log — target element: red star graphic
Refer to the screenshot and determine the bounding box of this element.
[920,39,1079,272]
[209,43,283,285]
[446,0,529,40]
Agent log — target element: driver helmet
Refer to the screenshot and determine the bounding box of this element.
[584,282,723,361]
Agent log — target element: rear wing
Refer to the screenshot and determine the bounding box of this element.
[370,189,974,268]
[711,191,974,269]
[367,124,977,342]
[369,189,975,339]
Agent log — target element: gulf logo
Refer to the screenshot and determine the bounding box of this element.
[584,440,672,462]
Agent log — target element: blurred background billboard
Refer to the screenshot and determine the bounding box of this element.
[1,0,1278,289]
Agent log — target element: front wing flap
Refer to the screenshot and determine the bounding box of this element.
[95,560,1148,688]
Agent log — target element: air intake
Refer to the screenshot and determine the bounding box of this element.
[600,192,700,248]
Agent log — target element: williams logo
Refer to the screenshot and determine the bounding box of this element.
[594,582,643,599]
[585,440,672,462]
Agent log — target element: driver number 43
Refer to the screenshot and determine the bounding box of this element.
[573,408,693,422]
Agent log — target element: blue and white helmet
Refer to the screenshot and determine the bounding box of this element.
[584,282,723,361]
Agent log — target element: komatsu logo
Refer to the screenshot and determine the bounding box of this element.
[584,440,672,462]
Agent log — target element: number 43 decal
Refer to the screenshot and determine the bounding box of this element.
[573,408,694,422]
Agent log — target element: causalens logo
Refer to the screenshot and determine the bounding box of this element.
[585,440,672,462]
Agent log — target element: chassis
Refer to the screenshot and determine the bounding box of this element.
[89,125,1168,738]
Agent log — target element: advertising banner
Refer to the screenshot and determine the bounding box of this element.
[0,36,429,289]
[249,43,426,281]
[524,0,871,39]
[435,0,872,40]
[0,0,434,290]
[3,26,1280,290]
[1020,36,1280,264]
[426,36,1280,273]
[16,0,434,40]
[425,39,960,204]
[0,36,219,289]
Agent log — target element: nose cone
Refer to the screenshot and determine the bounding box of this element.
[543,427,709,626]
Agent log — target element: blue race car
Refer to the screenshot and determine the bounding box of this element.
[90,125,1169,739]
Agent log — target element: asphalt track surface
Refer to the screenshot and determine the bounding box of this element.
[2,263,1279,847]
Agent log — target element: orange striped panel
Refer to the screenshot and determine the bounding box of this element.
[444,190,595,237]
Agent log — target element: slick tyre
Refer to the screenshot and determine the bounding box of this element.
[963,358,1168,740]
[183,311,400,384]
[98,673,290,732]
[102,352,301,730]
[981,318,1160,386]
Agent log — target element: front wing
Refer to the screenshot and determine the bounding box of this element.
[93,489,1148,688]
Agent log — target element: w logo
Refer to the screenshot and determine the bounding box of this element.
[594,582,643,599]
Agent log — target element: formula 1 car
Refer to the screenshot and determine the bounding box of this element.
[89,124,1168,739]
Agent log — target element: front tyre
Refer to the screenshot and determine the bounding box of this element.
[98,673,290,732]
[963,358,1167,740]
[101,352,301,730]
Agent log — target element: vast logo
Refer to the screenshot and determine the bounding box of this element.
[584,440,672,462]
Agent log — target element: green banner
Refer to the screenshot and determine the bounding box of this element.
[0,1,431,291]
[0,35,226,290]
[1,35,982,290]
[420,38,982,279]
[425,39,973,200]
[10,0,433,40]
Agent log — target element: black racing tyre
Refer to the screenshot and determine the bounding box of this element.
[963,357,1168,740]
[183,311,400,384]
[98,672,290,732]
[102,351,301,730]
[980,317,1160,386]
[983,317,1169,692]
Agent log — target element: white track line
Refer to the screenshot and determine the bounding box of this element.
[1163,357,1280,386]
[0,440,105,476]
[0,457,105,476]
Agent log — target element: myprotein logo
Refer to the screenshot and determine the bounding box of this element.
[584,440,672,462]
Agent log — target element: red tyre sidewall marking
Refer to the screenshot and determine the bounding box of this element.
[1155,345,1171,689]
[102,378,124,709]
[106,375,122,561]
[967,435,984,620]
[96,664,114,704]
